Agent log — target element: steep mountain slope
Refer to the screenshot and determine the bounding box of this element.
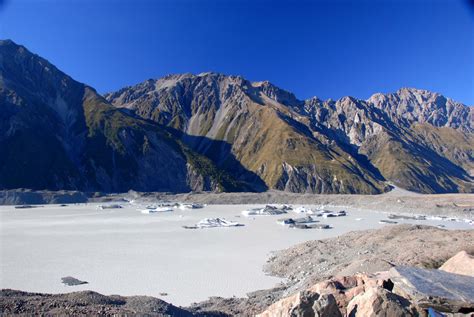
[299,94,473,193]
[106,73,388,194]
[1,40,472,194]
[107,74,473,194]
[0,40,238,192]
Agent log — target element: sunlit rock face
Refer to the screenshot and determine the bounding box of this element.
[108,72,473,194]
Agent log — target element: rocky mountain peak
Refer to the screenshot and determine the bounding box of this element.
[251,79,301,107]
[368,88,472,132]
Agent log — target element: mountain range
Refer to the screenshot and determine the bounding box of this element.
[1,39,472,194]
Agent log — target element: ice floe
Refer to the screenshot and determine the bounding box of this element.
[292,206,313,214]
[379,219,398,224]
[141,206,174,214]
[321,210,347,218]
[176,203,205,210]
[183,218,243,229]
[277,215,318,225]
[388,214,426,220]
[289,223,332,229]
[14,205,40,209]
[242,205,290,216]
[98,204,123,210]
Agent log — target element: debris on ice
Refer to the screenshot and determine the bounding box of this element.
[321,210,347,218]
[379,219,398,224]
[141,206,174,214]
[183,218,243,229]
[176,203,205,210]
[289,223,332,229]
[98,204,123,210]
[242,205,289,216]
[277,216,318,225]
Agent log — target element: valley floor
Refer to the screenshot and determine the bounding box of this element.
[0,191,473,308]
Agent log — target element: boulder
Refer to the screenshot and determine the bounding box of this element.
[439,251,474,277]
[306,273,392,315]
[256,291,341,317]
[347,286,414,317]
[312,294,341,317]
[389,266,474,313]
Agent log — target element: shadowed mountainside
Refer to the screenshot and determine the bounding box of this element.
[0,40,242,193]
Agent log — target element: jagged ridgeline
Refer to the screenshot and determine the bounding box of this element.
[1,39,473,194]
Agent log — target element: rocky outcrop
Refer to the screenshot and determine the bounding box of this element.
[258,266,474,317]
[301,92,473,194]
[264,225,474,296]
[390,266,474,313]
[257,273,413,317]
[439,251,474,277]
[191,227,474,317]
[368,88,473,133]
[346,286,414,317]
[256,291,341,317]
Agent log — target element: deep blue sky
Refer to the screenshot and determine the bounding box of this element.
[1,0,473,104]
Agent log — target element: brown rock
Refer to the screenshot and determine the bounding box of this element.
[439,251,474,277]
[347,286,414,317]
[256,291,342,317]
[304,273,394,315]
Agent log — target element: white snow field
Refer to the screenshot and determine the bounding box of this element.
[0,202,472,305]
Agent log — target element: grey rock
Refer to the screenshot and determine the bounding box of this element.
[368,88,473,132]
[389,266,474,312]
[312,293,342,317]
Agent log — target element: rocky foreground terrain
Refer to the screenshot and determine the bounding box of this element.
[0,290,209,316]
[1,225,473,316]
[189,224,474,316]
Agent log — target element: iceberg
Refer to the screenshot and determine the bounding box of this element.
[293,206,313,214]
[242,205,289,216]
[289,223,332,229]
[277,216,318,225]
[98,204,123,210]
[141,206,174,214]
[379,219,398,224]
[14,205,40,209]
[321,210,347,218]
[183,218,243,229]
[388,214,426,220]
[176,203,205,210]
